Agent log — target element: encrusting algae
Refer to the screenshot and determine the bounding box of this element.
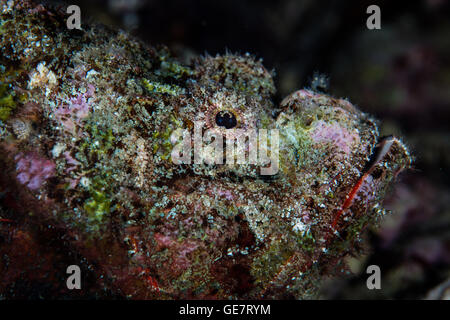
[0,0,411,299]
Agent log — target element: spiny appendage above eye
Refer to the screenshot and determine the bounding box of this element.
[215,110,237,129]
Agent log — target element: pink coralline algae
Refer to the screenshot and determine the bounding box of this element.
[310,120,359,155]
[15,152,56,190]
[154,233,200,273]
[63,151,80,173]
[54,85,95,133]
[208,186,235,201]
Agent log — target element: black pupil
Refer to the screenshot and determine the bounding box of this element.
[215,111,237,129]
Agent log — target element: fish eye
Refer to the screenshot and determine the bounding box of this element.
[215,110,237,129]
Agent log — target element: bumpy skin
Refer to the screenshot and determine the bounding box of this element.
[0,1,411,299]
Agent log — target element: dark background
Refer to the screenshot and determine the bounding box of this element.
[46,0,450,299]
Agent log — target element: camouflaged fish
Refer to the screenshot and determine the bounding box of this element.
[0,0,411,299]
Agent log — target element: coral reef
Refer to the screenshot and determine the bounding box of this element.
[0,0,411,299]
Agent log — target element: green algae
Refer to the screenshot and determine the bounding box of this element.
[142,78,185,96]
[83,175,113,225]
